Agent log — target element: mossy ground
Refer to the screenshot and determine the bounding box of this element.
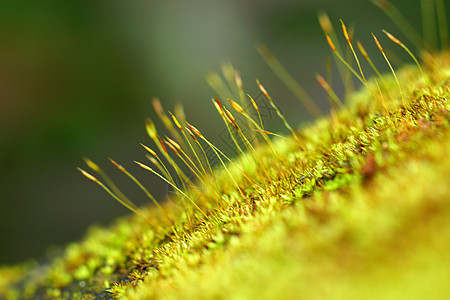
[1,48,449,300]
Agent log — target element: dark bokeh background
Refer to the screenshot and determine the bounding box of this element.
[0,0,436,264]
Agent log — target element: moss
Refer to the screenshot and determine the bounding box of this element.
[1,9,449,300]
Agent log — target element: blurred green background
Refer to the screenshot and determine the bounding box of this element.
[0,0,435,264]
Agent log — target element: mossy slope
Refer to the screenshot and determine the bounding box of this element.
[0,50,449,300]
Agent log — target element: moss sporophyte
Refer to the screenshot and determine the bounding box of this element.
[1,0,449,299]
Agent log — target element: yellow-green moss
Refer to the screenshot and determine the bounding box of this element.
[1,28,449,300]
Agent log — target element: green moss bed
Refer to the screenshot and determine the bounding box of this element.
[1,47,449,300]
